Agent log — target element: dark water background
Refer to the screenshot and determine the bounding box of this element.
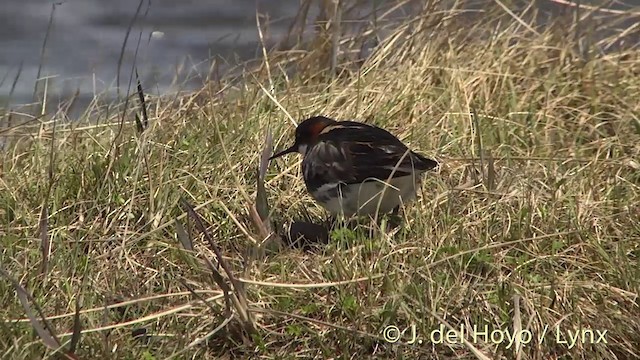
[0,0,638,110]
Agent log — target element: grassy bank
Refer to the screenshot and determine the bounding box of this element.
[1,1,639,359]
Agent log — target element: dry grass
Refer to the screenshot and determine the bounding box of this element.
[1,1,639,359]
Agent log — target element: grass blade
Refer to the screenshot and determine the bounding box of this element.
[69,295,82,354]
[254,128,273,231]
[486,149,495,191]
[175,219,194,252]
[180,198,255,336]
[0,268,78,359]
[134,68,148,133]
[39,206,50,276]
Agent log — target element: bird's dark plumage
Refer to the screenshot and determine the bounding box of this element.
[302,120,437,192]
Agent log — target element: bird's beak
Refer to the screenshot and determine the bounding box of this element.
[269,144,297,160]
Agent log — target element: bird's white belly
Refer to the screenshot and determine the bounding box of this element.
[313,175,420,217]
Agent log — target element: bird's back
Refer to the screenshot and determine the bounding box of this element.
[303,121,437,188]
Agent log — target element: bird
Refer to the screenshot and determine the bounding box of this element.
[269,115,438,218]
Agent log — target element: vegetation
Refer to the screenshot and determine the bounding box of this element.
[1,1,639,359]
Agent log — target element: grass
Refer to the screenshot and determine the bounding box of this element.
[1,1,639,359]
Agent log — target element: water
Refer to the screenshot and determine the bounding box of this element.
[1,0,638,110]
[0,0,305,107]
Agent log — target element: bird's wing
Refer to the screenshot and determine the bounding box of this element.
[302,141,356,192]
[348,140,436,182]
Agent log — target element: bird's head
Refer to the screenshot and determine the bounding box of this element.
[269,116,336,159]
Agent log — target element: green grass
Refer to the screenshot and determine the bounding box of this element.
[1,2,639,359]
